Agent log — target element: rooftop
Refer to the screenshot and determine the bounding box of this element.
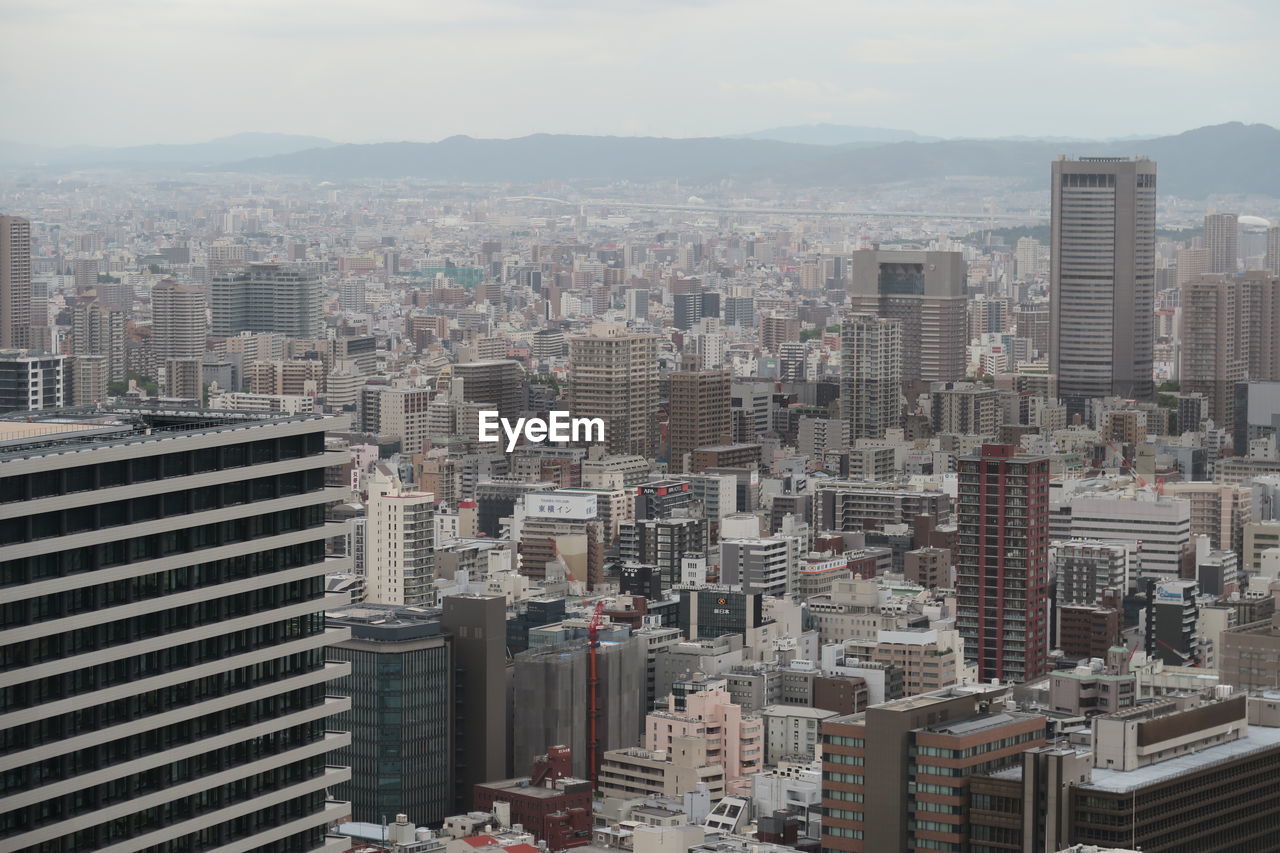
[1083,724,1280,793]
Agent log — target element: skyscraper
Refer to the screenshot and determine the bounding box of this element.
[1050,156,1157,411]
[569,326,659,457]
[847,249,967,391]
[1204,212,1239,274]
[0,407,353,851]
[840,313,902,440]
[667,369,731,473]
[956,444,1051,683]
[1180,272,1280,429]
[1266,224,1280,275]
[70,295,127,383]
[151,277,209,361]
[212,262,325,339]
[364,465,435,607]
[0,214,32,349]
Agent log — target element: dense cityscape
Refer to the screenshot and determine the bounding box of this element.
[4,5,1280,852]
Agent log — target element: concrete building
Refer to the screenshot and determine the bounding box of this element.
[0,408,353,851]
[646,686,763,791]
[66,353,103,408]
[151,277,208,361]
[211,262,325,338]
[568,326,659,457]
[867,628,964,696]
[840,312,902,439]
[1050,156,1157,411]
[1205,211,1239,274]
[0,349,63,412]
[846,249,967,390]
[668,370,732,473]
[0,215,32,349]
[957,445,1051,683]
[759,705,837,765]
[1067,494,1191,580]
[1144,578,1200,667]
[819,687,1045,853]
[719,536,801,597]
[364,465,435,606]
[1054,540,1129,606]
[813,481,952,532]
[70,295,126,382]
[1220,613,1280,692]
[473,746,592,850]
[440,594,509,812]
[930,381,1000,437]
[450,359,524,422]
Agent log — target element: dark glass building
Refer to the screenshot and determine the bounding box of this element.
[325,606,452,827]
[0,407,353,853]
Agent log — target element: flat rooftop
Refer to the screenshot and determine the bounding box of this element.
[1083,724,1280,793]
[0,406,335,462]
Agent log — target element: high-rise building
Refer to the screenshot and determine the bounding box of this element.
[0,350,63,412]
[956,444,1051,683]
[1176,246,1210,286]
[212,262,325,339]
[151,277,208,361]
[568,326,659,457]
[847,249,966,389]
[66,353,105,407]
[0,407,353,852]
[667,369,731,473]
[819,686,1045,853]
[1014,235,1044,280]
[1180,272,1280,429]
[0,214,32,349]
[450,359,524,422]
[364,465,435,607]
[70,295,126,383]
[325,605,452,826]
[1204,212,1239,274]
[1050,156,1157,411]
[840,313,902,440]
[439,594,509,812]
[1266,224,1280,275]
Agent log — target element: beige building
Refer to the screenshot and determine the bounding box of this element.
[840,312,902,440]
[151,277,208,361]
[365,465,435,606]
[569,326,659,456]
[0,214,32,348]
[597,743,725,800]
[1161,481,1251,554]
[667,369,731,473]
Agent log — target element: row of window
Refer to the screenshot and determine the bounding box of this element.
[0,433,323,504]
[0,505,325,587]
[1,614,323,712]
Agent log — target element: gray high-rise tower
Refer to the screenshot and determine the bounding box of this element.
[840,312,902,440]
[1204,212,1239,275]
[1050,156,1157,412]
[0,214,32,349]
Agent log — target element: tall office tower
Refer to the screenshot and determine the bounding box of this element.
[840,313,902,440]
[1180,272,1280,429]
[439,594,509,811]
[1050,156,1157,412]
[1176,247,1210,286]
[667,369,731,473]
[568,326,659,457]
[212,262,325,339]
[0,350,63,412]
[364,465,435,607]
[326,605,452,826]
[847,249,966,391]
[151,277,208,361]
[451,359,524,421]
[1205,212,1239,274]
[1012,306,1050,359]
[0,214,32,349]
[956,444,1051,683]
[819,687,1045,853]
[0,408,353,852]
[70,295,127,382]
[1014,236,1043,280]
[1267,224,1280,275]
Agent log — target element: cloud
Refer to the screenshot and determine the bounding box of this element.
[719,78,894,105]
[1074,40,1266,71]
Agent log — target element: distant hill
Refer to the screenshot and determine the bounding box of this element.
[733,123,940,145]
[215,123,1280,198]
[0,133,337,168]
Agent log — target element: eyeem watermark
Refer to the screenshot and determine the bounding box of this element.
[478,410,604,452]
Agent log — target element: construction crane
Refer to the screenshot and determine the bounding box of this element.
[587,599,606,787]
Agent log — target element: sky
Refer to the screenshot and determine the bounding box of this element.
[1,0,1277,147]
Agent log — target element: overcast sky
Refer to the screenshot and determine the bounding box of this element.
[2,0,1276,147]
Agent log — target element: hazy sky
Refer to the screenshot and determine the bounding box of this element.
[2,0,1277,147]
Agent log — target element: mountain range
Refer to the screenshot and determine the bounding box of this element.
[3,124,1277,198]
